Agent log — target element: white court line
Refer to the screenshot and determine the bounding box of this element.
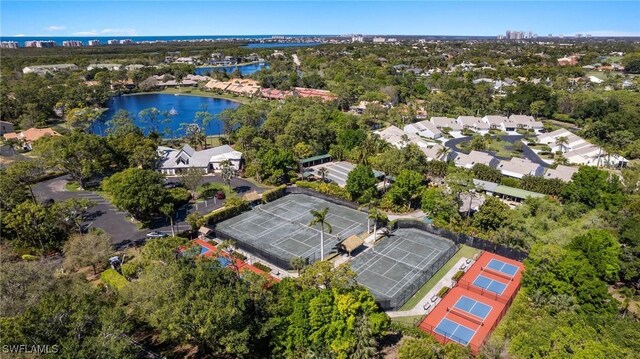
[383,248,442,297]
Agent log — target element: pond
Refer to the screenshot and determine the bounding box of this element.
[195,62,269,76]
[90,94,240,137]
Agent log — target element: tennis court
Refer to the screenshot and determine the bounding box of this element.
[473,274,507,295]
[486,258,519,277]
[453,296,492,320]
[350,227,457,310]
[215,194,368,267]
[434,318,476,345]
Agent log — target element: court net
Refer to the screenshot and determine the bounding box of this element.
[447,306,484,326]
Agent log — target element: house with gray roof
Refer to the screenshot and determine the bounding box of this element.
[430,117,462,131]
[457,116,490,133]
[404,120,442,139]
[482,115,509,130]
[157,144,242,175]
[507,115,543,132]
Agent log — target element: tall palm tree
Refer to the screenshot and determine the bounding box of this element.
[308,207,332,261]
[317,167,329,182]
[220,160,235,191]
[368,207,384,241]
[436,146,451,161]
[555,136,569,153]
[160,203,176,237]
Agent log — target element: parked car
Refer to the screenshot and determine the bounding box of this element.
[146,231,168,239]
[216,191,226,200]
[163,182,181,189]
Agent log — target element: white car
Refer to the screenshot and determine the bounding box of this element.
[146,231,168,239]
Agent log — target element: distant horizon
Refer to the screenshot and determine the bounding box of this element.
[2,1,638,38]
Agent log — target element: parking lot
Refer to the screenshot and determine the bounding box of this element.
[34,174,266,248]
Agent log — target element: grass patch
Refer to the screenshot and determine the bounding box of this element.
[205,135,223,147]
[64,181,81,191]
[399,245,480,311]
[391,315,424,327]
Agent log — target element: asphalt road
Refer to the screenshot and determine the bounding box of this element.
[443,134,549,168]
[34,174,266,248]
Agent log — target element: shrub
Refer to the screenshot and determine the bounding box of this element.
[200,198,249,226]
[121,260,145,279]
[231,251,247,261]
[21,254,38,261]
[262,184,287,203]
[500,177,521,188]
[452,270,465,281]
[295,181,351,200]
[168,187,191,205]
[254,262,272,273]
[200,182,227,199]
[437,286,450,297]
[100,268,128,291]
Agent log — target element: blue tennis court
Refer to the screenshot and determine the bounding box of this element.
[200,245,210,255]
[217,257,232,268]
[487,259,519,276]
[473,275,507,295]
[434,318,476,345]
[454,296,492,319]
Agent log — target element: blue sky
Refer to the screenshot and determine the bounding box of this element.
[2,1,639,37]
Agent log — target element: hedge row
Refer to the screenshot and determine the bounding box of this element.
[100,269,128,291]
[200,202,248,226]
[231,251,247,261]
[437,286,450,298]
[452,270,465,281]
[262,184,287,203]
[254,262,272,273]
[295,181,351,201]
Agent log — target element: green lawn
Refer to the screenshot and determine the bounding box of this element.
[399,245,480,311]
[391,315,425,327]
[64,181,81,191]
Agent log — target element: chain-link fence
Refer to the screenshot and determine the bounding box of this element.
[376,244,459,311]
[392,219,528,261]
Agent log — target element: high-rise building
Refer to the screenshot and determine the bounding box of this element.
[25,40,56,48]
[372,37,386,43]
[107,39,119,45]
[351,35,363,43]
[120,39,133,44]
[0,41,19,49]
[88,39,100,46]
[63,40,83,47]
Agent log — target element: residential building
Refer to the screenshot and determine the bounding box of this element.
[62,40,83,47]
[157,144,242,175]
[3,127,60,150]
[453,150,499,169]
[496,157,544,179]
[120,39,133,44]
[536,129,586,153]
[375,125,445,161]
[372,37,386,43]
[0,41,19,49]
[430,116,462,131]
[482,115,509,130]
[293,87,337,101]
[260,88,293,100]
[87,63,122,71]
[507,115,543,132]
[88,40,100,46]
[535,129,627,167]
[543,165,578,182]
[457,116,490,133]
[351,35,363,43]
[404,120,443,139]
[24,40,56,48]
[0,121,14,135]
[107,39,119,45]
[125,64,145,71]
[22,64,78,75]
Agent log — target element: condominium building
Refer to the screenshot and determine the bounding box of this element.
[63,40,83,47]
[88,39,100,46]
[0,41,19,49]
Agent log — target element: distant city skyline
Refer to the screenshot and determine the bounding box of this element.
[2,1,639,37]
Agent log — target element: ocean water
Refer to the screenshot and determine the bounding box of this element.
[89,93,240,137]
[0,35,326,46]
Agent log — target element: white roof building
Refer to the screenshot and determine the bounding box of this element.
[457,116,490,132]
[497,157,545,179]
[157,144,242,175]
[404,120,443,139]
[87,63,122,71]
[453,150,499,169]
[543,165,579,182]
[507,115,543,131]
[482,115,509,130]
[430,117,462,131]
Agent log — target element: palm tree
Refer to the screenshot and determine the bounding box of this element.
[436,146,451,161]
[220,160,235,191]
[218,239,236,253]
[290,257,306,275]
[308,208,332,261]
[160,203,176,237]
[368,207,384,241]
[619,287,635,318]
[317,167,329,182]
[555,136,569,153]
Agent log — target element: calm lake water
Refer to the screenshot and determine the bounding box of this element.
[195,62,269,76]
[90,94,240,137]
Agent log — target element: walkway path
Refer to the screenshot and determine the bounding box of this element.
[386,257,473,318]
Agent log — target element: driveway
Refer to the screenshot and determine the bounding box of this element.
[444,134,549,167]
[34,174,268,248]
